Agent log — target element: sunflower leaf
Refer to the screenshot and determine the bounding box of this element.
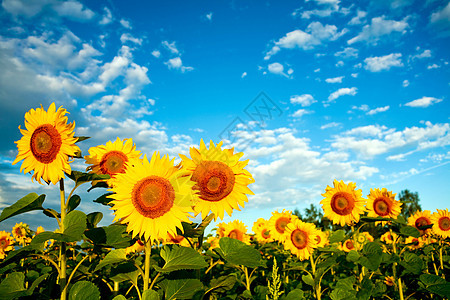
[399,225,420,238]
[63,210,87,241]
[84,223,133,248]
[0,272,27,300]
[68,281,100,300]
[329,229,346,244]
[159,279,203,300]
[74,136,90,143]
[93,193,114,206]
[67,195,81,212]
[110,262,140,285]
[94,249,127,272]
[155,245,208,273]
[66,171,110,187]
[0,193,45,223]
[218,237,263,268]
[86,212,103,228]
[142,289,160,300]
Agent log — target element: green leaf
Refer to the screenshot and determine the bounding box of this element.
[399,225,420,238]
[67,195,81,212]
[68,281,100,300]
[66,171,110,187]
[359,242,382,271]
[43,208,60,219]
[181,213,215,239]
[219,237,263,268]
[357,277,374,300]
[330,288,356,300]
[420,274,447,286]
[285,289,305,300]
[0,193,45,223]
[0,244,44,268]
[302,274,314,286]
[93,193,114,206]
[204,275,236,296]
[31,231,74,244]
[425,283,450,298]
[329,229,346,244]
[110,262,140,285]
[346,250,360,262]
[155,245,207,273]
[0,272,27,300]
[94,249,127,272]
[394,215,407,225]
[160,279,203,300]
[360,216,393,223]
[142,289,160,300]
[74,136,90,143]
[400,252,424,275]
[86,212,103,228]
[112,296,127,300]
[84,223,133,248]
[63,210,87,241]
[28,274,49,294]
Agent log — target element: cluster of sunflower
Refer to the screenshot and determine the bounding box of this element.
[11,103,255,246]
[0,223,47,259]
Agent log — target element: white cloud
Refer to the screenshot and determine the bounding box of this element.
[151,50,161,58]
[165,57,194,73]
[364,53,403,72]
[327,87,357,102]
[348,10,367,25]
[351,73,358,78]
[120,19,132,29]
[367,105,390,115]
[268,62,291,78]
[290,94,317,107]
[431,2,450,23]
[321,122,341,129]
[402,79,410,87]
[348,16,408,45]
[335,47,358,58]
[336,60,344,67]
[265,21,346,59]
[404,97,443,108]
[292,109,313,118]
[99,7,112,25]
[162,41,179,54]
[427,63,440,69]
[120,33,142,45]
[352,104,369,111]
[206,12,213,21]
[241,72,247,78]
[411,49,432,60]
[325,76,344,83]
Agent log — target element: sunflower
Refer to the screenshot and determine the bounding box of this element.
[0,231,14,259]
[283,219,318,261]
[12,222,31,245]
[380,231,398,244]
[222,220,251,244]
[252,218,267,233]
[268,210,295,242]
[408,210,432,236]
[179,140,254,221]
[320,180,366,226]
[35,226,45,235]
[354,232,373,250]
[206,236,220,250]
[85,137,142,187]
[215,222,226,238]
[431,209,450,238]
[366,188,402,224]
[405,236,425,250]
[126,240,145,255]
[339,239,356,252]
[253,224,273,244]
[12,103,80,184]
[164,233,191,247]
[314,229,329,248]
[109,152,196,243]
[384,276,395,287]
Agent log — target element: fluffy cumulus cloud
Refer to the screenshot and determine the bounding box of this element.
[325,76,344,83]
[267,62,292,78]
[264,21,347,59]
[331,122,450,159]
[165,57,194,72]
[335,47,358,58]
[327,87,357,103]
[364,53,403,72]
[290,94,317,107]
[291,109,313,118]
[348,16,409,45]
[404,97,443,108]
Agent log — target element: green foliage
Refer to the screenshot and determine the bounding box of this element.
[0,193,45,223]
[159,279,203,300]
[218,237,263,268]
[68,281,100,300]
[154,245,208,272]
[398,189,422,219]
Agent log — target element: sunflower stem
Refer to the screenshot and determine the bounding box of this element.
[143,239,152,291]
[59,179,68,300]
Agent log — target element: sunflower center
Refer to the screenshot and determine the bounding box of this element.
[262,229,271,239]
[345,240,354,250]
[30,124,62,164]
[192,161,235,202]
[228,229,242,240]
[100,151,128,175]
[0,238,7,248]
[439,217,450,231]
[291,229,308,249]
[330,192,355,216]
[169,234,185,243]
[131,176,175,219]
[373,197,391,216]
[415,217,431,228]
[315,235,322,244]
[275,217,290,234]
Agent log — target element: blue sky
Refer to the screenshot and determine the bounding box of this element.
[0,0,449,233]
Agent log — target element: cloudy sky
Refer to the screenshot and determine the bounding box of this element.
[0,0,449,233]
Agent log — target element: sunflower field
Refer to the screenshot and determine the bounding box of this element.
[0,103,449,300]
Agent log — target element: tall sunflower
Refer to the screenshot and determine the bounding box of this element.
[366,188,402,224]
[85,137,142,186]
[222,220,251,244]
[0,231,14,259]
[320,180,366,226]
[12,103,80,184]
[283,219,318,261]
[179,140,254,221]
[431,209,450,238]
[408,210,432,236]
[268,210,295,242]
[109,152,196,243]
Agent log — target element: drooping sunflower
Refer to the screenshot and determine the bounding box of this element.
[268,210,295,242]
[283,219,318,261]
[12,103,80,184]
[85,137,142,187]
[431,209,450,238]
[222,220,251,244]
[314,229,329,248]
[12,222,31,245]
[0,231,14,259]
[366,188,402,224]
[408,210,432,236]
[109,152,196,243]
[179,140,254,221]
[320,180,366,226]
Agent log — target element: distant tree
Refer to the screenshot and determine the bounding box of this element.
[398,189,422,219]
[294,203,333,230]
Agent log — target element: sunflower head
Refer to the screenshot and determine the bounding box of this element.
[408,210,432,236]
[0,231,14,258]
[179,139,254,221]
[126,240,145,255]
[222,220,251,244]
[320,180,366,226]
[366,188,402,225]
[12,103,80,184]
[268,210,295,242]
[384,276,395,287]
[85,137,142,187]
[109,152,196,243]
[12,222,31,244]
[283,219,318,261]
[164,233,191,247]
[380,231,398,244]
[253,222,273,244]
[431,209,450,238]
[405,236,425,250]
[339,239,356,252]
[314,229,329,248]
[354,232,373,250]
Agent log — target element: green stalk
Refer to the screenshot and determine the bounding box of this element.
[310,255,321,300]
[391,229,404,300]
[59,179,68,300]
[143,239,152,291]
